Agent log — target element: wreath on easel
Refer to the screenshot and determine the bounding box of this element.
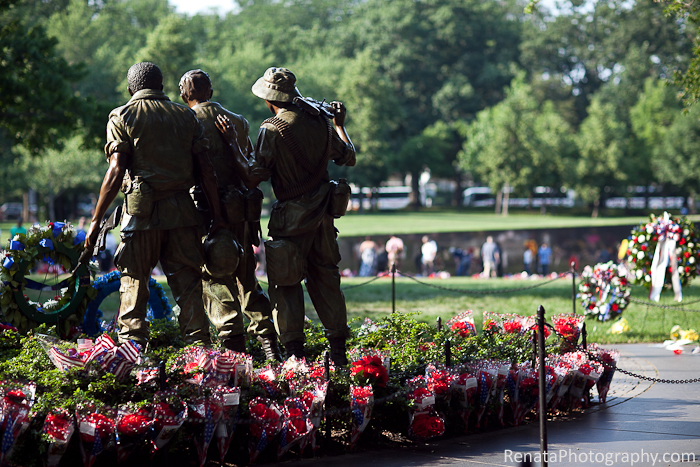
[0,221,96,335]
[578,262,631,321]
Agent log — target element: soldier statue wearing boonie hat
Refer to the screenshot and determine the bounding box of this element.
[215,66,356,365]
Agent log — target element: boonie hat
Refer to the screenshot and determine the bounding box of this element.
[251,67,301,102]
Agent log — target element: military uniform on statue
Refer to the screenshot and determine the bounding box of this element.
[179,69,281,360]
[214,67,356,365]
[84,62,224,348]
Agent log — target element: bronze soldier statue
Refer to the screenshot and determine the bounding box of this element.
[215,67,355,364]
[179,69,281,360]
[85,62,223,347]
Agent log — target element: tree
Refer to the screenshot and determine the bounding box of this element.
[458,75,574,215]
[574,97,629,217]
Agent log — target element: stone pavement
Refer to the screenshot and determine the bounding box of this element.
[280,344,700,467]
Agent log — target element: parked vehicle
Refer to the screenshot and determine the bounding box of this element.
[349,186,413,211]
[462,186,574,208]
[0,203,37,221]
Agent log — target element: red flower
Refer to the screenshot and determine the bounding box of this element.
[350,356,388,388]
[680,238,686,245]
[483,321,498,332]
[117,414,152,436]
[685,252,691,258]
[641,245,647,251]
[44,412,72,441]
[685,266,691,273]
[352,386,373,405]
[81,413,115,441]
[411,413,444,439]
[287,408,306,434]
[611,303,619,311]
[503,321,522,334]
[408,387,432,404]
[301,391,314,409]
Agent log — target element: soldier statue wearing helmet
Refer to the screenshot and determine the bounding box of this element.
[180,69,281,361]
[215,67,355,365]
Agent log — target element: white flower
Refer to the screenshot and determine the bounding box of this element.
[676,248,682,256]
[632,248,638,255]
[628,256,634,263]
[636,270,643,279]
[638,235,646,243]
[684,229,690,237]
[690,257,696,264]
[647,226,654,234]
[679,266,685,273]
[637,251,645,260]
[645,274,651,282]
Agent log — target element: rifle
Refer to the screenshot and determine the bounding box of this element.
[70,205,122,275]
[293,96,336,119]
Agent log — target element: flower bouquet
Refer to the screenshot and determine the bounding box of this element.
[482,311,504,333]
[447,310,477,338]
[277,397,312,458]
[150,396,188,456]
[248,397,283,463]
[287,360,328,452]
[451,371,477,431]
[43,408,75,467]
[254,365,281,397]
[579,262,631,321]
[576,362,602,407]
[76,405,117,467]
[474,368,495,428]
[588,344,620,403]
[349,354,389,388]
[513,370,539,426]
[425,364,453,404]
[408,411,445,441]
[552,314,584,352]
[213,387,241,463]
[0,382,36,464]
[188,396,223,467]
[115,405,154,462]
[349,385,374,448]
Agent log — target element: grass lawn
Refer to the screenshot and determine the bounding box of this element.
[90,275,700,345]
[263,212,649,237]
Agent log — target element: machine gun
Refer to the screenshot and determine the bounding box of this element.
[293,96,336,119]
[70,205,122,275]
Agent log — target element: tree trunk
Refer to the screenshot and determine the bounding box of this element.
[410,170,422,210]
[591,198,600,218]
[453,171,463,211]
[495,189,502,214]
[22,192,29,222]
[502,184,510,216]
[47,194,56,221]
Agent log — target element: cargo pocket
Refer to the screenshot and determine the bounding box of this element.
[265,239,305,286]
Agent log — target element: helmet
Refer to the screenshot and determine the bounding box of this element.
[203,229,242,278]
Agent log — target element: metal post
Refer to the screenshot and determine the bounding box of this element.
[445,340,452,367]
[324,350,331,447]
[537,305,548,467]
[531,330,537,368]
[391,262,396,314]
[581,322,587,349]
[436,317,442,332]
[571,261,577,315]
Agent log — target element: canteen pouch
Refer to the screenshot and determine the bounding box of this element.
[328,178,350,218]
[222,186,245,223]
[244,187,264,222]
[122,174,154,218]
[265,239,305,286]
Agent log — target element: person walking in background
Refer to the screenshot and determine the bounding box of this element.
[359,236,377,276]
[421,235,438,276]
[385,235,405,270]
[481,236,499,278]
[538,242,553,276]
[523,246,533,276]
[10,217,26,237]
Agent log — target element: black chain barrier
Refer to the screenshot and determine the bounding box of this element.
[628,296,700,313]
[256,272,390,291]
[397,270,570,294]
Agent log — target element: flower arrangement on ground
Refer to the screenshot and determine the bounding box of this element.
[578,262,631,321]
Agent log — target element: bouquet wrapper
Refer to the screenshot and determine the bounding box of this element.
[513,371,539,426]
[552,369,575,410]
[214,387,241,463]
[150,400,187,456]
[350,385,374,449]
[0,383,36,465]
[494,365,510,426]
[447,310,477,337]
[451,374,477,430]
[596,349,619,403]
[298,381,328,452]
[254,366,280,397]
[408,410,445,441]
[85,335,141,380]
[475,370,494,428]
[277,398,312,459]
[43,409,75,467]
[482,311,504,333]
[115,407,154,463]
[425,364,453,404]
[188,397,223,467]
[76,407,117,467]
[248,397,283,463]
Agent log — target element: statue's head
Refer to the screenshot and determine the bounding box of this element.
[127,62,163,93]
[251,67,301,103]
[179,69,212,103]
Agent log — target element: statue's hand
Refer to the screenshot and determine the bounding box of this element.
[330,101,346,127]
[215,115,238,144]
